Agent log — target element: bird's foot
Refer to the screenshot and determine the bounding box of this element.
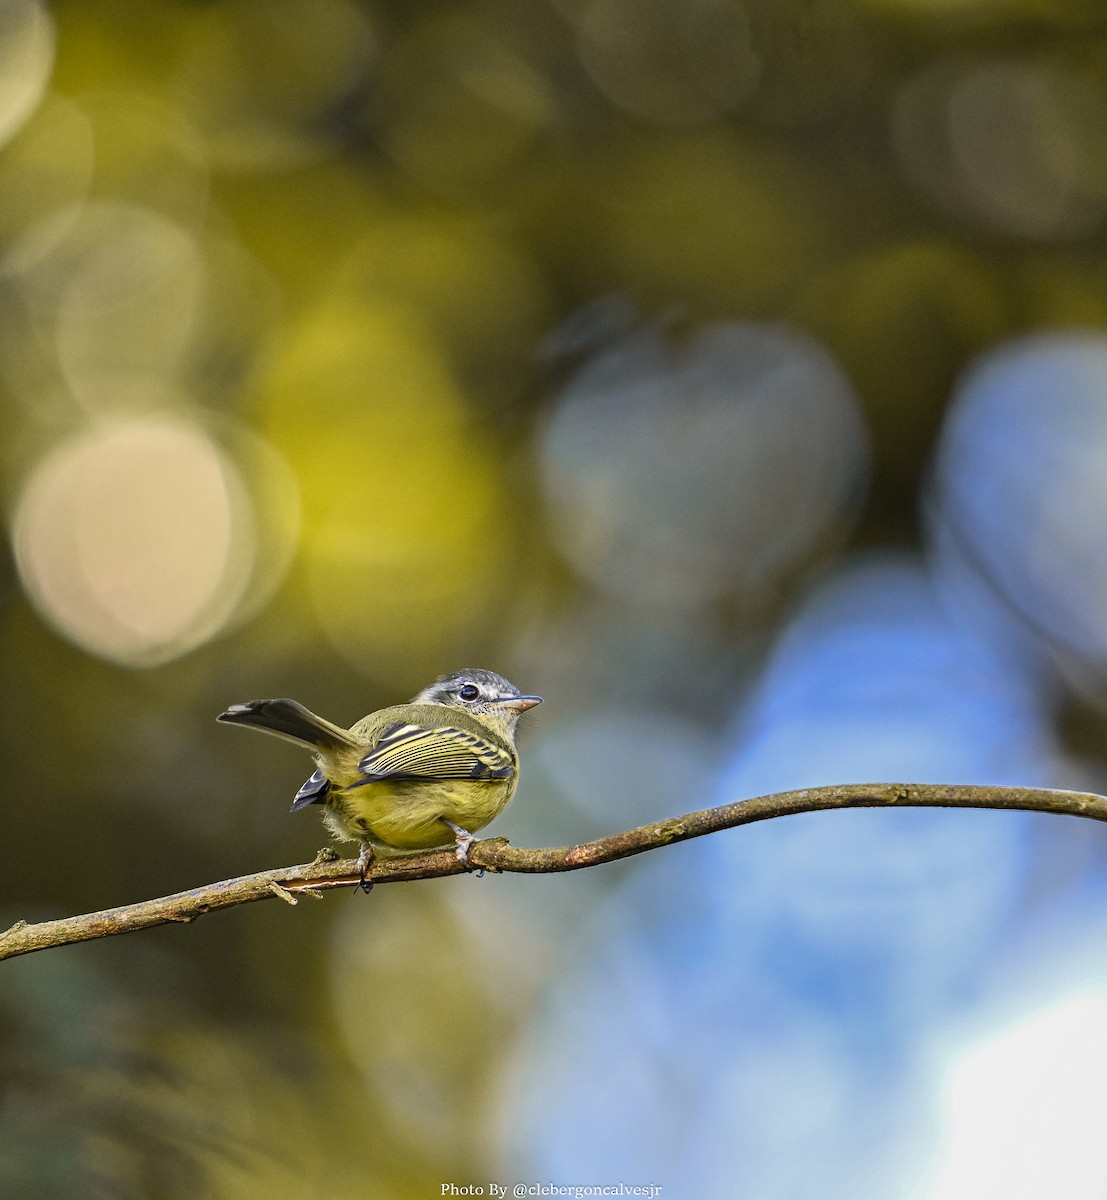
[440,819,480,871]
[355,843,375,895]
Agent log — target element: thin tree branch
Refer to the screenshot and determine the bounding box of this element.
[3,782,1106,962]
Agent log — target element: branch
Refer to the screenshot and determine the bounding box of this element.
[4,782,1106,962]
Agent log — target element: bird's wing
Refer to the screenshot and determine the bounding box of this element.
[290,767,330,811]
[353,722,515,784]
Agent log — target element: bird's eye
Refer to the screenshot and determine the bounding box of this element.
[458,684,480,702]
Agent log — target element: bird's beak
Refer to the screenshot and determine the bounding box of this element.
[494,695,543,712]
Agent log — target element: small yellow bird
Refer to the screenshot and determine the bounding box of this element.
[218,669,542,867]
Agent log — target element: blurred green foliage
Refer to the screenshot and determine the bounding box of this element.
[3,0,1107,1193]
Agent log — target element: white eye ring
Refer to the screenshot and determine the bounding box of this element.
[458,684,480,702]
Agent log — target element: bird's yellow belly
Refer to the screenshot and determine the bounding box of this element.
[324,776,516,850]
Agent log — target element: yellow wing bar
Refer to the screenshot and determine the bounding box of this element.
[352,722,515,784]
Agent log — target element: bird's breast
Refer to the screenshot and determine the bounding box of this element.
[325,775,517,850]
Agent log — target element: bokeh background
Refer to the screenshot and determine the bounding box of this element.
[5,0,1107,1195]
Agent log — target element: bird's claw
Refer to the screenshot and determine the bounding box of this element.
[441,819,480,872]
[355,843,374,895]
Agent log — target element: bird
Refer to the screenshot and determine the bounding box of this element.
[217,668,542,870]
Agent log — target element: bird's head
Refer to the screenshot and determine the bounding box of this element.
[412,668,542,738]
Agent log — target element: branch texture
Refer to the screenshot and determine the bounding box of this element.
[4,782,1106,962]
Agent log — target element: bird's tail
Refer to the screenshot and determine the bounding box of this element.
[217,698,358,753]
